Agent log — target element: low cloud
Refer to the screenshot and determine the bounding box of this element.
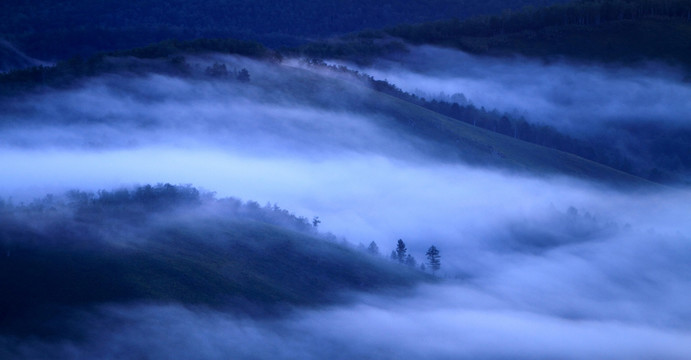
[347,45,691,135]
[2,54,691,359]
[4,285,691,360]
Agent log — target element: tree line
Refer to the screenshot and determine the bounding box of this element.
[364,239,442,275]
[7,184,319,236]
[0,38,272,95]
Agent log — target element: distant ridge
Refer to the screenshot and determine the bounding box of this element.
[386,0,691,68]
[0,0,567,63]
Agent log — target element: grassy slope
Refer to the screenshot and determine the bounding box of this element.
[255,63,649,186]
[322,69,655,187]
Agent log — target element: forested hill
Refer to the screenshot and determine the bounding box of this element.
[0,0,566,65]
[0,184,424,337]
[386,0,691,68]
[0,38,277,95]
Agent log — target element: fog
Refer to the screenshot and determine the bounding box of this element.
[2,54,691,358]
[344,45,691,136]
[4,281,691,359]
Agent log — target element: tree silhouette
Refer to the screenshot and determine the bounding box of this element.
[367,241,379,256]
[237,68,250,82]
[426,245,441,274]
[205,62,228,77]
[395,239,407,263]
[405,254,416,267]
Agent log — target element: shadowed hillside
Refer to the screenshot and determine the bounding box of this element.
[0,184,424,337]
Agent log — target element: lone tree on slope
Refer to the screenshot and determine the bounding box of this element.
[426,245,441,274]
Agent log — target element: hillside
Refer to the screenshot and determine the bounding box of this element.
[0,0,567,66]
[0,184,423,337]
[253,59,657,186]
[293,0,691,184]
[287,61,660,185]
[0,42,656,187]
[354,82,654,187]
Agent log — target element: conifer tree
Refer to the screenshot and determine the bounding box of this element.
[367,241,379,255]
[395,239,407,263]
[426,245,441,274]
